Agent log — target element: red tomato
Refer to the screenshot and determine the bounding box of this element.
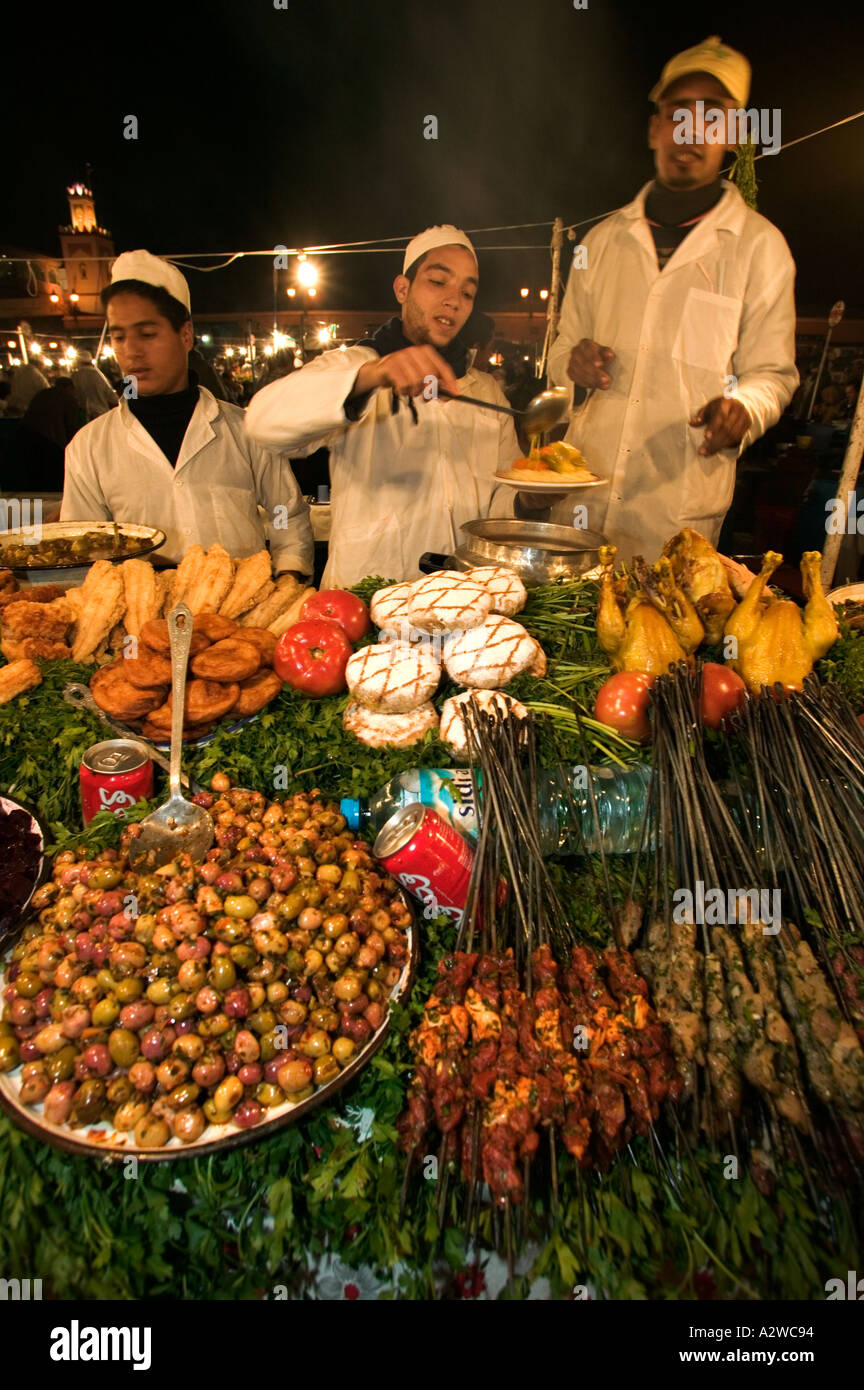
[594,672,655,742]
[701,663,747,728]
[273,620,352,698]
[302,589,371,642]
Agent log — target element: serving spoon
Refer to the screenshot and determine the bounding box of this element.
[437,384,571,435]
[128,604,213,869]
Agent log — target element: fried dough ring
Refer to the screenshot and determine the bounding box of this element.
[140,714,215,743]
[140,704,172,738]
[122,650,172,689]
[182,678,240,724]
[193,611,238,643]
[140,618,211,657]
[233,668,283,717]
[189,637,260,682]
[90,664,165,720]
[237,627,277,667]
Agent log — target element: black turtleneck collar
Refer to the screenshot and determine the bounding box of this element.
[645,178,725,227]
[128,369,201,466]
[644,179,725,271]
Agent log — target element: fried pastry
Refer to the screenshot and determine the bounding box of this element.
[72,562,125,662]
[157,570,177,615]
[268,588,314,637]
[140,704,172,739]
[121,558,161,637]
[2,597,73,640]
[233,668,282,716]
[183,544,235,615]
[0,658,42,704]
[121,650,172,689]
[90,664,165,720]
[194,612,238,643]
[2,636,72,661]
[0,583,61,611]
[63,587,84,618]
[171,545,205,607]
[219,550,272,619]
[190,637,260,682]
[237,627,277,666]
[181,678,240,724]
[238,573,305,629]
[140,618,210,657]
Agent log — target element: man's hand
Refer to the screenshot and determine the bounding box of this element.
[350,346,460,401]
[566,339,615,390]
[690,397,752,456]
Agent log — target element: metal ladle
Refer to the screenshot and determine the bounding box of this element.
[128,604,213,869]
[438,384,571,435]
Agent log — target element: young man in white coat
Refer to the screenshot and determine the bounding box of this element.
[246,226,526,588]
[546,36,798,563]
[61,250,313,579]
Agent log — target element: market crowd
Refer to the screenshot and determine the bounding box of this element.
[3,36,857,583]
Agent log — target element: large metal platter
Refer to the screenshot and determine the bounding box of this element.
[0,894,417,1163]
[1,521,166,576]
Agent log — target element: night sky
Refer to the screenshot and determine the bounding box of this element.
[6,0,863,318]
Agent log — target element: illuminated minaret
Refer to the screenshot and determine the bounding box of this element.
[58,178,114,317]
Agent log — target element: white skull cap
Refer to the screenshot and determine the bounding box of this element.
[109,249,191,312]
[402,225,477,275]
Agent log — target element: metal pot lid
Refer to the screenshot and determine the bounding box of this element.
[459,518,607,556]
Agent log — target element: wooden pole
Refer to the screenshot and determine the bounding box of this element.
[539,217,564,379]
[821,370,864,590]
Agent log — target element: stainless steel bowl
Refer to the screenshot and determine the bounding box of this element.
[453,519,607,587]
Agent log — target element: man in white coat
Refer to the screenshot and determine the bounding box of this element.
[547,36,798,562]
[61,251,313,578]
[247,226,525,588]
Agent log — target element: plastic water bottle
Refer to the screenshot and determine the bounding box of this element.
[339,764,653,857]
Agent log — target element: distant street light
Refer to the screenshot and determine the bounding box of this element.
[297,256,319,289]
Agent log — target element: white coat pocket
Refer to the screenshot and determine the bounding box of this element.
[672,288,741,375]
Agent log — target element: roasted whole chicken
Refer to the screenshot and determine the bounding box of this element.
[597,545,704,675]
[661,528,736,645]
[723,550,839,692]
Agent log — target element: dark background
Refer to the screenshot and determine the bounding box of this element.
[5,0,863,316]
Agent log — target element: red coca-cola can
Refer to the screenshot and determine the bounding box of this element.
[80,739,153,826]
[373,803,479,925]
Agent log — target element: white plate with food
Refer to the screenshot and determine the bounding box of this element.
[496,442,606,492]
[495,473,608,491]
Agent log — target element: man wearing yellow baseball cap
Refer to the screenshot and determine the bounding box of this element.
[547,37,798,562]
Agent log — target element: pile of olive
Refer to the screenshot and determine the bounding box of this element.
[0,776,411,1148]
